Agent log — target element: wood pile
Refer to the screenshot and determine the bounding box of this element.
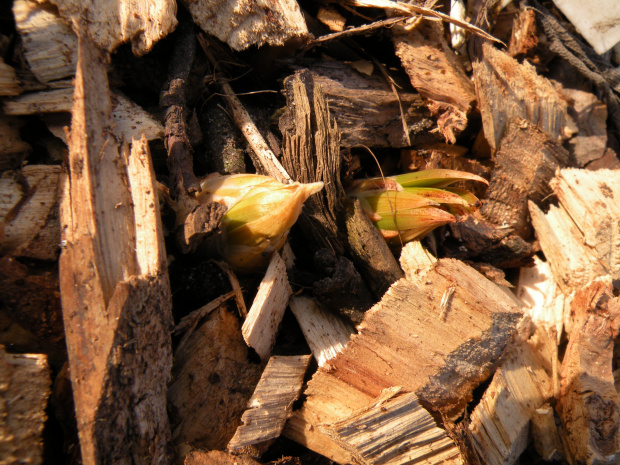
[1,1,620,464]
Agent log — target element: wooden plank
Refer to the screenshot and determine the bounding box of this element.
[58,28,173,465]
[0,346,51,465]
[228,355,311,454]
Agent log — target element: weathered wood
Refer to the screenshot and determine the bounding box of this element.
[48,0,177,55]
[242,252,292,360]
[0,59,22,96]
[279,70,344,254]
[4,88,164,142]
[0,165,61,260]
[228,355,311,455]
[168,304,263,450]
[343,198,404,299]
[58,29,173,465]
[289,296,355,367]
[507,6,538,58]
[559,87,607,167]
[557,278,620,464]
[294,60,429,148]
[393,20,476,143]
[480,118,570,238]
[13,0,77,84]
[531,404,565,462]
[184,0,307,51]
[0,346,51,465]
[468,339,552,465]
[321,388,461,465]
[473,42,566,152]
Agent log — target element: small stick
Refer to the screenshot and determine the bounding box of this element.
[439,284,456,321]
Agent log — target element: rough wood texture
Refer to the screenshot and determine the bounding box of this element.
[507,6,538,58]
[228,355,311,454]
[168,304,263,451]
[184,0,307,51]
[242,252,292,360]
[289,296,355,367]
[530,168,620,293]
[0,116,30,171]
[48,0,177,55]
[473,42,566,152]
[0,165,61,260]
[393,20,476,143]
[13,0,77,83]
[557,278,620,464]
[184,449,261,465]
[343,198,404,299]
[531,404,565,461]
[480,118,570,238]
[560,87,607,166]
[0,346,51,465]
[321,388,460,465]
[4,88,164,142]
[469,339,552,465]
[297,60,429,148]
[279,70,344,255]
[58,29,173,465]
[0,59,22,96]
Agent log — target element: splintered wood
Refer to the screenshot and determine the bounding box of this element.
[228,355,311,455]
[286,257,523,464]
[58,28,173,465]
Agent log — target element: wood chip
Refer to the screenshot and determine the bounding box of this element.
[228,355,311,454]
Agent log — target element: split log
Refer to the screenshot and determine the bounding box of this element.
[289,296,355,367]
[47,0,177,55]
[0,346,51,465]
[393,20,476,143]
[183,0,308,51]
[4,88,164,142]
[0,116,30,171]
[279,69,344,254]
[0,165,61,260]
[295,60,430,148]
[529,168,620,293]
[480,118,570,238]
[557,278,620,464]
[58,29,173,465]
[228,355,311,455]
[286,256,523,463]
[168,304,263,451]
[13,0,77,84]
[242,252,292,361]
[468,338,553,465]
[473,42,566,152]
[0,59,22,96]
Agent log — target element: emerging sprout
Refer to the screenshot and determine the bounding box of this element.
[196,174,324,270]
[347,169,488,244]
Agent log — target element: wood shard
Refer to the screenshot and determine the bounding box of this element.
[48,0,177,55]
[322,389,460,465]
[242,252,292,360]
[0,347,51,465]
[480,118,569,238]
[58,29,173,465]
[0,58,22,96]
[469,339,552,465]
[557,278,620,464]
[473,42,566,152]
[184,0,308,51]
[0,165,61,260]
[531,404,565,461]
[13,0,78,83]
[228,355,311,454]
[169,305,263,451]
[289,296,355,367]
